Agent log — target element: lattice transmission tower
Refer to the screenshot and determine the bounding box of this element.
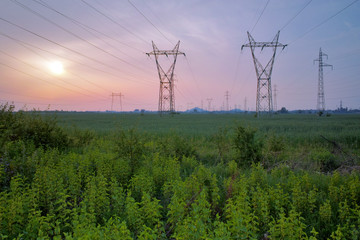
[225,91,230,111]
[147,41,185,114]
[242,31,287,116]
[273,84,278,112]
[111,92,124,112]
[314,48,332,112]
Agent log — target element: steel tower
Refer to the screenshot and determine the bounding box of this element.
[314,48,332,112]
[147,41,185,114]
[242,31,287,116]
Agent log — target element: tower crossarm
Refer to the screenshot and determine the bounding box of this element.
[242,42,287,49]
[147,50,185,56]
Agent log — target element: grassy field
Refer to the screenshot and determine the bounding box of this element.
[1,107,360,239]
[55,112,360,146]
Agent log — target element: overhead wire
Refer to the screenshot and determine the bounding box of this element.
[10,0,149,75]
[32,0,147,58]
[0,37,114,96]
[0,50,111,100]
[0,61,101,98]
[0,31,152,91]
[250,0,270,33]
[128,0,174,45]
[279,0,359,94]
[79,0,150,45]
[280,0,313,31]
[289,0,359,45]
[125,0,200,107]
[230,0,271,104]
[0,17,154,86]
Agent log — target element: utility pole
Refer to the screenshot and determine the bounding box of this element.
[206,98,213,112]
[242,31,287,116]
[146,41,185,114]
[225,90,230,111]
[111,92,124,112]
[314,48,332,112]
[244,97,247,112]
[273,84,278,112]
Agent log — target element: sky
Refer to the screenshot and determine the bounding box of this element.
[0,0,359,111]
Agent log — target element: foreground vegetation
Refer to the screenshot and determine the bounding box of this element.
[1,104,359,239]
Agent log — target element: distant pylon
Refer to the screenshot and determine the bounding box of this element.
[314,48,333,112]
[273,84,278,112]
[242,31,287,116]
[244,97,247,112]
[111,92,124,112]
[225,91,230,111]
[146,41,185,114]
[206,98,213,111]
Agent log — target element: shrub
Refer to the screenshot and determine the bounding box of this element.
[0,104,70,151]
[232,125,263,166]
[115,128,145,175]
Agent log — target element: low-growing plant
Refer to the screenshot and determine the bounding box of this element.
[232,125,263,166]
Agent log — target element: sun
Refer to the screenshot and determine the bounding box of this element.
[48,61,64,75]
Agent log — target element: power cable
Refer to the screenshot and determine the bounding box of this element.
[0,50,111,100]
[230,0,271,102]
[0,61,100,98]
[0,31,147,92]
[0,33,113,93]
[31,0,146,59]
[79,0,149,45]
[0,17,153,85]
[250,0,270,33]
[10,0,148,74]
[0,31,154,88]
[36,0,144,53]
[126,1,201,104]
[289,0,359,45]
[280,0,313,31]
[184,56,204,100]
[0,49,96,95]
[128,0,173,45]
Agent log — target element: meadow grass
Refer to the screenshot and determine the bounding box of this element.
[54,112,360,147]
[2,106,360,239]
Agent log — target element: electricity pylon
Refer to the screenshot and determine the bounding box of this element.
[225,91,230,111]
[242,31,287,116]
[147,41,185,114]
[273,84,278,112]
[206,98,213,111]
[314,48,332,112]
[111,92,124,112]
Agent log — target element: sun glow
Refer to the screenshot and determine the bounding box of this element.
[48,61,64,75]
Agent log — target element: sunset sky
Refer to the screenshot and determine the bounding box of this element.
[1,0,359,111]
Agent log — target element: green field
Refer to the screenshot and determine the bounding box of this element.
[1,106,360,239]
[55,112,360,146]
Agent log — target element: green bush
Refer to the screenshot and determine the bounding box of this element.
[232,125,263,166]
[0,104,69,151]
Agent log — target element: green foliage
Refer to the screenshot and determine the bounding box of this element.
[0,104,69,151]
[115,128,145,175]
[310,148,339,172]
[157,132,196,159]
[233,125,263,166]
[1,110,360,239]
[211,127,231,162]
[268,209,308,239]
